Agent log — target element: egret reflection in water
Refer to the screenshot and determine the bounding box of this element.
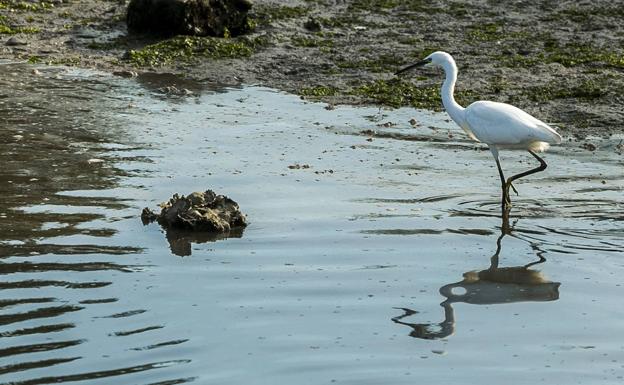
[392,210,561,340]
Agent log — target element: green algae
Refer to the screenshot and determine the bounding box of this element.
[544,42,624,68]
[336,54,399,73]
[0,1,54,12]
[496,41,624,69]
[253,4,309,23]
[347,0,402,11]
[300,85,337,97]
[466,22,502,42]
[0,12,39,34]
[345,0,468,16]
[350,78,476,110]
[127,35,267,67]
[524,79,609,103]
[543,5,624,22]
[0,24,39,34]
[315,14,365,28]
[291,34,334,48]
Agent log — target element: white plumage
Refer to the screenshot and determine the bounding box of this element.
[464,101,562,151]
[396,51,562,209]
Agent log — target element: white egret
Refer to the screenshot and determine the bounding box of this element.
[396,51,562,209]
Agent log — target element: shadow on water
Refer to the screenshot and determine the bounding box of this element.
[392,209,561,340]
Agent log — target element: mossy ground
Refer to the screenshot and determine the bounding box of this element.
[273,0,623,134]
[0,1,55,12]
[1,0,622,137]
[350,79,477,110]
[0,1,47,34]
[299,85,337,97]
[251,4,310,25]
[127,35,268,67]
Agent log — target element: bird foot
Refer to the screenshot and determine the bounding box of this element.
[505,180,519,196]
[509,182,518,196]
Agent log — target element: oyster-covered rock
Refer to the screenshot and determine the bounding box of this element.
[142,189,247,236]
[127,0,253,37]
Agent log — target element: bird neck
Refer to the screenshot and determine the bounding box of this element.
[440,60,465,126]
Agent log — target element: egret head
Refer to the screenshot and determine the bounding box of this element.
[395,51,454,75]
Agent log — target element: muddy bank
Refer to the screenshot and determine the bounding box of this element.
[1,0,623,138]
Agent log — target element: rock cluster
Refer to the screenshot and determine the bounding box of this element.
[142,190,247,232]
[127,0,253,37]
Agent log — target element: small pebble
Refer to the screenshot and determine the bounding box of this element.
[6,37,27,46]
[582,142,596,151]
[113,70,138,78]
[304,17,322,32]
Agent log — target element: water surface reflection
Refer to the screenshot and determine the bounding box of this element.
[162,226,245,257]
[0,63,191,385]
[392,211,561,340]
[1,62,622,385]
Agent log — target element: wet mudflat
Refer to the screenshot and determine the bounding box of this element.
[1,63,623,385]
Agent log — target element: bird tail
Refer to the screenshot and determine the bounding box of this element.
[529,142,550,152]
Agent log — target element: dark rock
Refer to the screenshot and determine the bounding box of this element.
[142,189,247,232]
[304,17,322,32]
[127,0,253,37]
[113,70,139,78]
[141,207,159,224]
[142,189,247,256]
[581,142,597,151]
[6,37,27,46]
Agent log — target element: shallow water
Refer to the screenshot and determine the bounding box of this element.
[1,63,623,385]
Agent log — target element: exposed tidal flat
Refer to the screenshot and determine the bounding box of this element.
[1,0,624,138]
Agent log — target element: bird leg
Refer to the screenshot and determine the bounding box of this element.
[509,182,519,195]
[504,150,548,199]
[495,158,512,209]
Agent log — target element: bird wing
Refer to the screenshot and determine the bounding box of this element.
[464,101,562,145]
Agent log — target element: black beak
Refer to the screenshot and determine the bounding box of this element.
[395,58,431,75]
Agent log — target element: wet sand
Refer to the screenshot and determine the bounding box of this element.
[1,1,623,139]
[1,63,623,384]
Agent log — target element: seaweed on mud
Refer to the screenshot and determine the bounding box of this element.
[544,42,624,68]
[0,1,55,12]
[291,34,334,48]
[252,4,309,24]
[350,78,476,110]
[127,35,268,67]
[495,39,624,69]
[466,22,503,42]
[0,13,39,34]
[522,78,610,103]
[336,54,401,73]
[300,85,337,97]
